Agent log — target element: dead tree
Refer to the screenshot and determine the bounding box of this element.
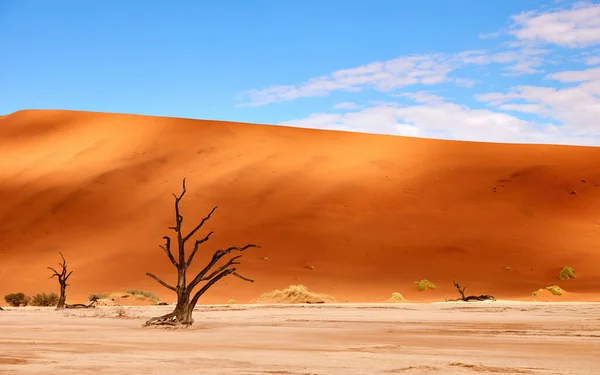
[48,252,73,309]
[145,178,259,326]
[452,281,496,302]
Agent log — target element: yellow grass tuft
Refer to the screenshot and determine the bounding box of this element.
[558,266,576,280]
[388,292,405,303]
[546,285,566,296]
[414,280,436,292]
[254,285,334,304]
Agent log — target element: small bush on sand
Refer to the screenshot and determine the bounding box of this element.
[388,292,405,302]
[558,266,576,280]
[4,293,30,307]
[124,289,160,303]
[30,293,59,307]
[228,299,236,305]
[88,293,109,301]
[254,285,334,304]
[532,290,540,297]
[546,285,566,296]
[414,280,436,292]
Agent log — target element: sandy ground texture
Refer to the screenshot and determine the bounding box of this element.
[1,302,599,375]
[1,109,600,303]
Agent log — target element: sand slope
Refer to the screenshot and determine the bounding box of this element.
[1,109,599,304]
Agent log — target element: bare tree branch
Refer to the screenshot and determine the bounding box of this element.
[182,206,217,244]
[187,244,259,291]
[47,266,61,278]
[198,255,242,282]
[186,231,214,267]
[146,272,177,292]
[190,267,253,307]
[159,236,178,267]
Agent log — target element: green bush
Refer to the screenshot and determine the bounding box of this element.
[4,293,31,307]
[30,293,59,307]
[414,280,436,292]
[558,266,575,280]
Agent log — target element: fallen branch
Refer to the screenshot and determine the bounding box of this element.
[65,296,99,309]
[452,281,496,302]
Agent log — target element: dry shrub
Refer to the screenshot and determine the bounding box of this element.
[414,280,436,292]
[4,293,30,307]
[31,293,59,307]
[545,285,566,296]
[388,292,405,303]
[558,266,575,280]
[254,284,334,304]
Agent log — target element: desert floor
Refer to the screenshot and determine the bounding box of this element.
[1,302,599,375]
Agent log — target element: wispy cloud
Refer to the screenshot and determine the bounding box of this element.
[333,102,361,110]
[477,66,600,136]
[236,49,540,106]
[584,55,600,65]
[509,2,600,47]
[280,98,595,145]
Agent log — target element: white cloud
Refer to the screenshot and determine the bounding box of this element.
[477,66,600,136]
[510,2,600,47]
[239,2,600,146]
[333,102,361,110]
[237,49,539,106]
[279,100,595,145]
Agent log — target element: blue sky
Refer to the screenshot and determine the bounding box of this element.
[1,0,599,145]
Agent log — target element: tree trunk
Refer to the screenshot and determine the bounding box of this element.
[173,292,194,325]
[56,282,67,310]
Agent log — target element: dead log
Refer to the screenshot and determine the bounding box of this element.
[452,281,496,302]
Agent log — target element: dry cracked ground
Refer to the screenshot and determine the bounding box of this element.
[1,302,599,375]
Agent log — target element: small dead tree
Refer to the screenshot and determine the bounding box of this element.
[451,280,496,302]
[48,252,73,309]
[145,178,259,326]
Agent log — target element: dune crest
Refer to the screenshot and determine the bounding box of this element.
[1,109,600,304]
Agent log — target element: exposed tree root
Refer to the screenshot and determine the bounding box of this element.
[144,311,179,326]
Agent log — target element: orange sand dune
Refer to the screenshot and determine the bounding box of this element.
[1,109,600,305]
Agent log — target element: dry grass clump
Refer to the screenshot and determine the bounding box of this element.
[414,279,436,292]
[254,284,334,304]
[558,266,576,280]
[545,285,566,296]
[89,290,160,305]
[387,292,405,303]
